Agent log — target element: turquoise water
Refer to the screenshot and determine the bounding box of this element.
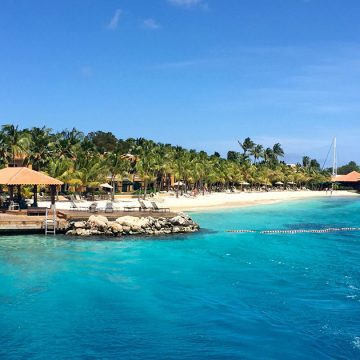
[1,197,360,359]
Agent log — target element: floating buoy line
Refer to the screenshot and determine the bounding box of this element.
[226,227,360,235]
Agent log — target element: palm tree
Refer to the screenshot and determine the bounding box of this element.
[46,158,74,196]
[192,151,210,195]
[1,124,30,166]
[105,148,131,200]
[133,139,158,199]
[272,143,284,160]
[264,148,274,164]
[310,159,320,171]
[47,158,73,183]
[238,137,255,156]
[72,151,108,196]
[78,138,97,161]
[205,157,223,192]
[55,128,84,159]
[0,132,10,167]
[26,126,55,170]
[250,144,264,164]
[302,156,311,169]
[171,146,187,197]
[160,144,175,192]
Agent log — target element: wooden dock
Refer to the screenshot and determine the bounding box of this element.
[0,210,177,234]
[0,213,67,234]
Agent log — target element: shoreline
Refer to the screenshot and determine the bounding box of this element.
[1,191,358,235]
[34,190,360,214]
[157,191,360,212]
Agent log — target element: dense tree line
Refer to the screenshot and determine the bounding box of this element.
[337,161,360,175]
[0,125,330,197]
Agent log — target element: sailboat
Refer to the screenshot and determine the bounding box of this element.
[322,137,338,190]
[331,137,337,190]
[332,137,337,178]
[322,137,337,174]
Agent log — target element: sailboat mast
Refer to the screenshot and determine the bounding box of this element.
[332,137,337,177]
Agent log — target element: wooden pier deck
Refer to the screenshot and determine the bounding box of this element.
[0,210,177,234]
[0,213,67,234]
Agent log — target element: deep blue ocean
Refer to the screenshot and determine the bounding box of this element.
[1,197,360,359]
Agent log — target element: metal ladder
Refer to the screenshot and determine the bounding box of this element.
[44,205,57,235]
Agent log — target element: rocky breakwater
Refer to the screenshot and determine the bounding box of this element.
[66,213,200,237]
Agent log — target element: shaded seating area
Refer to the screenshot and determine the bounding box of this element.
[0,167,63,212]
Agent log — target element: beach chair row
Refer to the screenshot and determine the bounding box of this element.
[70,200,170,213]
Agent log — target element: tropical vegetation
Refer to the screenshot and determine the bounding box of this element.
[336,161,360,175]
[0,125,331,198]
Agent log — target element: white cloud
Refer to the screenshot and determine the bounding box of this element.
[167,0,208,10]
[107,9,122,30]
[142,18,161,30]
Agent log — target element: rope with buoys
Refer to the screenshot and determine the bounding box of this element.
[226,227,360,235]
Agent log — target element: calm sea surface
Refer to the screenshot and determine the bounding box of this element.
[1,197,360,359]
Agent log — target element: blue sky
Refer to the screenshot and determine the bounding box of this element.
[0,0,359,165]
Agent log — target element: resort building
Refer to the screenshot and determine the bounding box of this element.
[332,171,360,190]
[107,175,144,193]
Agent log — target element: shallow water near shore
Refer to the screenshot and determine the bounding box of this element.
[1,197,360,359]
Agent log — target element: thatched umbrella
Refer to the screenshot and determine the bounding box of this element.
[0,167,63,208]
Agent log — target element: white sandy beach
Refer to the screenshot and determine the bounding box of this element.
[39,190,359,213]
[158,190,359,212]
